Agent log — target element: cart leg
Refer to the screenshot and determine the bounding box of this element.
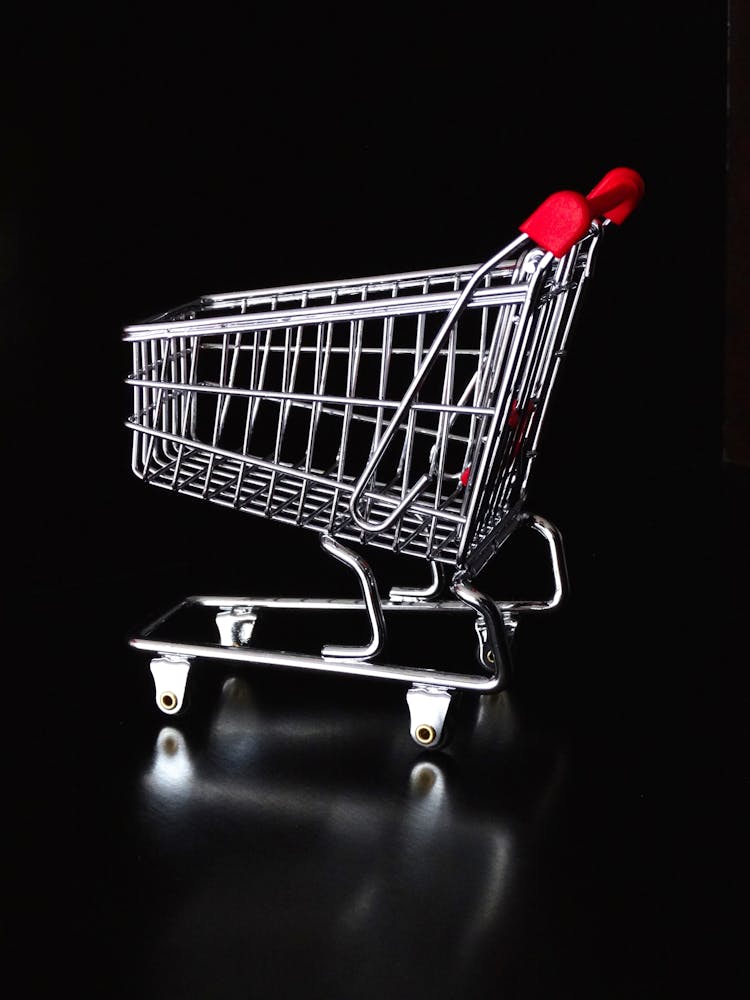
[524,512,570,611]
[215,606,258,647]
[474,612,519,656]
[389,560,446,602]
[452,578,512,688]
[406,684,454,749]
[150,655,192,715]
[320,533,386,659]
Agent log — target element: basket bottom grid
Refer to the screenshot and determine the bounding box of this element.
[138,442,468,563]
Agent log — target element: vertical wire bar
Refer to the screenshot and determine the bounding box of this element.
[177,335,187,439]
[234,306,276,506]
[168,337,178,445]
[426,321,458,555]
[161,338,173,436]
[296,320,324,522]
[470,256,529,425]
[233,328,261,508]
[164,337,177,463]
[508,260,567,414]
[368,310,395,532]
[370,290,396,458]
[131,342,143,475]
[332,318,358,510]
[141,340,151,470]
[487,280,549,513]
[171,333,201,489]
[188,334,199,440]
[202,332,232,497]
[397,290,427,480]
[476,302,513,407]
[458,291,530,547]
[393,286,428,550]
[460,298,519,515]
[350,313,367,516]
[216,330,244,436]
[251,330,274,432]
[526,254,576,401]
[142,337,174,480]
[233,293,277,508]
[213,332,232,443]
[464,277,491,472]
[437,273,490,470]
[266,325,293,513]
[509,288,565,493]
[330,304,364,530]
[484,307,542,516]
[298,316,334,521]
[276,296,307,453]
[522,250,589,494]
[153,340,164,432]
[495,289,557,511]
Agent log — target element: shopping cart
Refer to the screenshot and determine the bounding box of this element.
[124,166,644,748]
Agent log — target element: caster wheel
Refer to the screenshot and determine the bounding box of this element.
[407,685,456,751]
[150,656,192,717]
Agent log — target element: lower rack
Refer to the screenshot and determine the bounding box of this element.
[130,513,567,749]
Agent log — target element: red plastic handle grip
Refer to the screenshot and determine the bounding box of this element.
[585,167,645,225]
[519,167,644,257]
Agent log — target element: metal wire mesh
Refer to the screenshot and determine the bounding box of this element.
[125,235,596,568]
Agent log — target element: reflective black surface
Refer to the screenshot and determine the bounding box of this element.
[12,462,739,997]
[6,4,738,997]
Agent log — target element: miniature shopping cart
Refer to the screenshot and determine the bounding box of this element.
[124,167,644,748]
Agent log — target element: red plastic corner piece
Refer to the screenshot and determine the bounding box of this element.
[586,166,645,225]
[519,190,591,258]
[460,466,471,488]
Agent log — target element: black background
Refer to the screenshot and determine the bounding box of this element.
[6,6,726,599]
[4,4,739,998]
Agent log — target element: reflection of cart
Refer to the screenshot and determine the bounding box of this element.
[125,167,644,747]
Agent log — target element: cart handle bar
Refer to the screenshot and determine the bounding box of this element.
[348,234,528,534]
[519,166,644,258]
[349,167,644,533]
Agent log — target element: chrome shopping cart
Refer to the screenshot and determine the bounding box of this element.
[125,167,644,748]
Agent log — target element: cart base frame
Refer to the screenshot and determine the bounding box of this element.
[130,513,567,748]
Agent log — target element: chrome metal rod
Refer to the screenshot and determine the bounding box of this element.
[129,636,503,692]
[452,578,512,689]
[124,284,528,340]
[319,534,386,660]
[511,513,568,612]
[389,561,446,602]
[349,236,529,533]
[124,380,497,417]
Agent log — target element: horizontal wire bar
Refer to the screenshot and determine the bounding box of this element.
[125,380,496,417]
[151,259,519,312]
[124,284,528,340]
[197,344,483,356]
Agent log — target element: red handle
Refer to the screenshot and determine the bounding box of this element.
[519,167,644,257]
[585,167,645,224]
